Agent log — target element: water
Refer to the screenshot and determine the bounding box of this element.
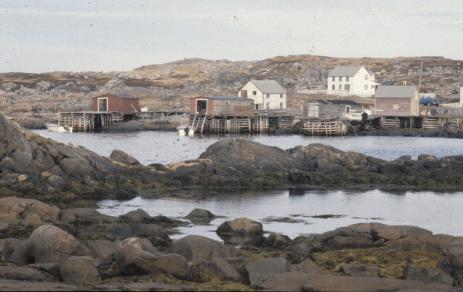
[34,130,463,165]
[34,130,463,239]
[98,189,463,240]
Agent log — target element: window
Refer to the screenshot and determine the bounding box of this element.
[253,91,257,95]
[225,101,230,105]
[371,85,375,89]
[332,77,335,82]
[339,84,342,90]
[344,84,350,90]
[346,76,349,82]
[266,102,270,109]
[332,85,335,90]
[280,94,283,98]
[345,105,351,113]
[364,85,368,90]
[339,76,342,82]
[280,102,283,109]
[267,94,270,98]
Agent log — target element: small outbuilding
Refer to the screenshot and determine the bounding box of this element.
[190,96,255,117]
[303,99,364,120]
[375,86,419,116]
[92,94,140,114]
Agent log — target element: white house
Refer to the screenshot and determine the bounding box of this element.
[327,65,378,98]
[238,80,287,110]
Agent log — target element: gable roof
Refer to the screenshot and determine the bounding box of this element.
[375,86,417,99]
[328,65,364,77]
[250,79,286,94]
[95,94,138,99]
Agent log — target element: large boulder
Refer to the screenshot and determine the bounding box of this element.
[216,218,264,245]
[86,239,119,261]
[118,237,160,256]
[114,245,158,276]
[0,266,52,282]
[2,238,30,265]
[59,208,117,225]
[260,272,310,292]
[60,256,101,285]
[245,257,290,287]
[110,150,140,166]
[27,225,80,263]
[151,253,190,280]
[169,235,234,264]
[104,223,171,247]
[0,197,59,226]
[192,257,241,282]
[119,209,152,223]
[184,208,216,224]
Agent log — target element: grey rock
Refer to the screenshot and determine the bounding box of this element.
[60,256,101,285]
[192,257,241,282]
[245,257,290,287]
[169,235,234,264]
[216,218,264,245]
[0,265,52,282]
[104,223,171,247]
[340,263,380,277]
[2,238,30,265]
[28,225,80,263]
[110,149,140,166]
[184,208,216,224]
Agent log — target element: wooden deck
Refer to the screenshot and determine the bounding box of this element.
[58,111,123,132]
[302,120,347,136]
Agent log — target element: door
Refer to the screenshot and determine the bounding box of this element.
[196,100,207,114]
[98,98,108,112]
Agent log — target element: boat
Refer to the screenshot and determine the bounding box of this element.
[46,123,73,133]
[187,128,195,136]
[177,126,186,136]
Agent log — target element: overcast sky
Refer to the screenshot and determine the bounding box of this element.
[1,0,463,72]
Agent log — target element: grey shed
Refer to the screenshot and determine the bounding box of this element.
[375,86,417,98]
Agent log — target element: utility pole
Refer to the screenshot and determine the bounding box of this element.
[418,59,423,93]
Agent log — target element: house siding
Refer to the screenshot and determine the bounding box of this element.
[327,67,376,98]
[375,97,419,116]
[92,95,140,113]
[238,81,287,110]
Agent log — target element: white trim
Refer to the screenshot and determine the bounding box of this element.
[97,97,109,112]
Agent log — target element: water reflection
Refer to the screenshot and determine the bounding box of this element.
[98,189,463,240]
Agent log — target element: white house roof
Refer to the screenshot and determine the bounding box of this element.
[328,65,364,77]
[250,79,286,94]
[375,85,417,99]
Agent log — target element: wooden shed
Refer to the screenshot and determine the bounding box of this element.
[92,94,140,114]
[303,99,364,120]
[190,96,255,117]
[375,86,419,117]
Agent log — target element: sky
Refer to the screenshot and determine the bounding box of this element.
[1,0,463,73]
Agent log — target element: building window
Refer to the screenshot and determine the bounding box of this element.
[267,94,270,98]
[332,85,335,90]
[280,94,283,98]
[364,85,368,90]
[344,84,350,90]
[266,102,270,109]
[280,102,283,109]
[253,91,257,95]
[345,105,351,113]
[346,76,349,82]
[371,85,375,89]
[332,77,335,81]
[225,101,230,105]
[339,76,342,82]
[339,84,342,90]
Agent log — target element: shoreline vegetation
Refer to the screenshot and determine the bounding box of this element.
[3,111,463,289]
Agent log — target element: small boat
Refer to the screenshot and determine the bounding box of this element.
[177,126,186,136]
[187,128,195,137]
[46,123,73,133]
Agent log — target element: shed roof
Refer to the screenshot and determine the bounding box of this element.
[375,86,417,99]
[328,65,364,77]
[95,94,138,99]
[194,96,253,101]
[250,80,286,94]
[311,99,361,106]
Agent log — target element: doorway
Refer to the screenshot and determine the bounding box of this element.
[196,100,207,114]
[97,98,108,112]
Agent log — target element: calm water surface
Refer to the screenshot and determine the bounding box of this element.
[98,189,463,240]
[34,130,463,164]
[34,130,463,239]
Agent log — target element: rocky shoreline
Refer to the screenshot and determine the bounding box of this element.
[4,112,463,206]
[1,196,463,291]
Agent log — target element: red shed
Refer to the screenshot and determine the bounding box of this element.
[92,94,140,114]
[190,96,254,117]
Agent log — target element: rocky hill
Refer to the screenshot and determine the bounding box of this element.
[1,55,463,125]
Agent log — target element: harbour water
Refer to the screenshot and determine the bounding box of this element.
[34,130,463,164]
